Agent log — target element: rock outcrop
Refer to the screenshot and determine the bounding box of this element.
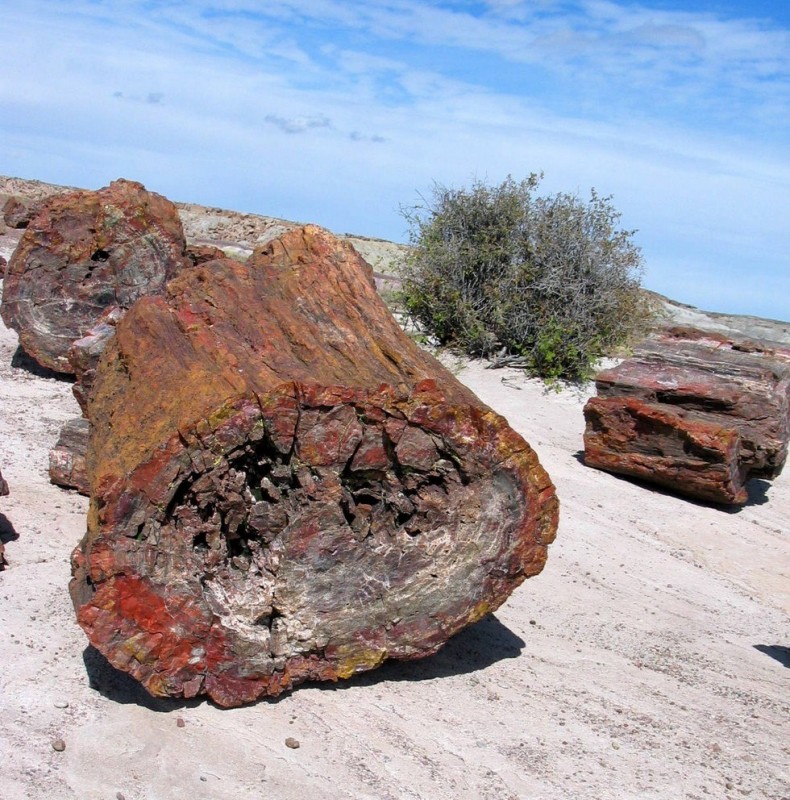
[584,328,790,504]
[70,225,558,707]
[0,179,188,373]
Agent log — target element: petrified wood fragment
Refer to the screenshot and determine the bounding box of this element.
[1,179,188,373]
[0,466,8,496]
[49,418,90,495]
[70,225,558,707]
[583,396,748,505]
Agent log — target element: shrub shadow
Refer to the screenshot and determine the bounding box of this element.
[11,345,74,382]
[754,645,790,668]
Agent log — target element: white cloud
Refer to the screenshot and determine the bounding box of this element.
[0,0,787,318]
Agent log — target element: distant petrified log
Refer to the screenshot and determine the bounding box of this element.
[2,196,34,228]
[1,179,188,373]
[583,396,748,504]
[584,328,790,504]
[70,225,558,707]
[49,418,90,495]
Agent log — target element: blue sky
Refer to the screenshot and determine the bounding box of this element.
[1,1,788,319]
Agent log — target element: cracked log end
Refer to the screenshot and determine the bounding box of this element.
[70,383,557,707]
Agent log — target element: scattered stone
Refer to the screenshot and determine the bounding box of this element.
[51,738,66,752]
[0,466,8,496]
[176,717,185,728]
[53,700,69,709]
[285,737,301,750]
[69,225,558,707]
[1,179,189,373]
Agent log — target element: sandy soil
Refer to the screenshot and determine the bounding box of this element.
[0,183,788,800]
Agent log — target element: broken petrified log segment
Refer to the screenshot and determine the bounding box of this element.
[70,224,558,707]
[583,396,748,505]
[49,418,90,495]
[583,327,790,504]
[595,331,790,479]
[0,179,189,373]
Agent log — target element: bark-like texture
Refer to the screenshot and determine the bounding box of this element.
[1,179,188,373]
[584,396,748,505]
[49,418,90,495]
[584,328,790,504]
[70,225,558,707]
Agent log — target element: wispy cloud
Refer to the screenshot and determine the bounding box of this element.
[0,0,787,318]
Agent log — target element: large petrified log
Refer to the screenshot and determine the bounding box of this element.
[1,179,188,373]
[70,225,558,707]
[584,327,790,504]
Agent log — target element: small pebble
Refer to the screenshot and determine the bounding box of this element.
[200,776,207,782]
[116,793,126,800]
[54,701,69,709]
[611,741,620,750]
[176,717,185,728]
[52,739,66,752]
[285,737,300,749]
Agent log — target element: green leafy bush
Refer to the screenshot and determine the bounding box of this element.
[399,175,655,381]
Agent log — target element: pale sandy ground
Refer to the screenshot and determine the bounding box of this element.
[1,207,789,800]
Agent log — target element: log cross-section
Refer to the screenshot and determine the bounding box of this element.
[70,225,558,706]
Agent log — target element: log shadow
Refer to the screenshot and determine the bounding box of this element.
[573,450,771,512]
[309,613,525,693]
[84,614,525,709]
[82,646,201,712]
[0,512,19,544]
[11,345,74,382]
[753,644,790,668]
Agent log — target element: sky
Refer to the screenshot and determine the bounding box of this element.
[1,1,788,320]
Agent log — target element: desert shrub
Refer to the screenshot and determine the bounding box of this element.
[399,175,655,381]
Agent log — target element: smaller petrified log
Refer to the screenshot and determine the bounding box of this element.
[583,396,748,505]
[594,332,790,479]
[0,467,8,496]
[2,196,34,228]
[1,179,188,373]
[186,243,228,266]
[49,419,90,495]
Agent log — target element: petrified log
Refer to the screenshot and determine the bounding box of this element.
[583,396,748,505]
[49,418,90,495]
[70,225,558,707]
[0,179,188,373]
[0,467,8,496]
[595,332,790,479]
[2,196,34,228]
